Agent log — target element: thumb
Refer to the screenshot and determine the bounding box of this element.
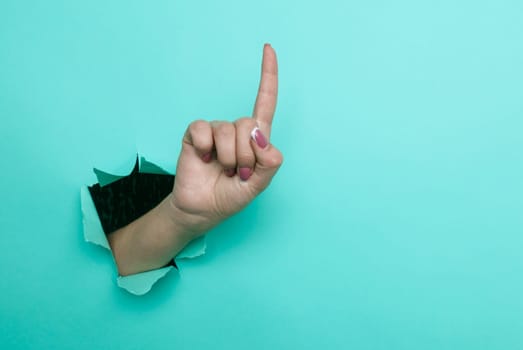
[248,127,283,193]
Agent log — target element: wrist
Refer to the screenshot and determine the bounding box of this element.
[109,195,200,276]
[164,193,214,241]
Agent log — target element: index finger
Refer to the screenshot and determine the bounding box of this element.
[253,43,278,139]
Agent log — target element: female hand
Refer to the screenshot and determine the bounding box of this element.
[170,44,283,237]
[109,44,283,275]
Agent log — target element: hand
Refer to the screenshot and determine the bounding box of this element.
[109,44,283,275]
[169,43,283,237]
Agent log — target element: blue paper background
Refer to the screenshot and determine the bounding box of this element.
[1,0,522,348]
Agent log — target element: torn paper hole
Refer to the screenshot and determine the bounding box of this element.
[80,155,206,295]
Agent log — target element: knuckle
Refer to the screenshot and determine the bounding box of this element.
[218,157,235,167]
[188,120,212,149]
[215,123,235,138]
[266,149,284,168]
[237,150,255,165]
[236,117,256,129]
[189,119,209,133]
[217,149,236,166]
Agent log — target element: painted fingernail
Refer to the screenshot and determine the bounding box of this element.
[239,167,252,181]
[202,152,212,163]
[224,168,236,177]
[251,127,268,149]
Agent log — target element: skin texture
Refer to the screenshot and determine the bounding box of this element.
[108,44,283,276]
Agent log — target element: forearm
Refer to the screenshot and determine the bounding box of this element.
[107,194,195,276]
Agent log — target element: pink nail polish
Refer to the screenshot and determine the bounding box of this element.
[202,152,212,163]
[251,127,268,148]
[224,168,236,177]
[239,167,252,181]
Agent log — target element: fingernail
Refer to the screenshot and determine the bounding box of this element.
[202,152,212,163]
[251,127,268,149]
[239,167,252,181]
[224,168,236,177]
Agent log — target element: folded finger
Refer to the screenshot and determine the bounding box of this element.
[183,120,214,162]
[211,121,237,172]
[234,117,257,181]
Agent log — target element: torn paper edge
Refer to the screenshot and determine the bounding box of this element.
[81,186,110,249]
[117,266,174,295]
[93,168,125,187]
[81,155,207,295]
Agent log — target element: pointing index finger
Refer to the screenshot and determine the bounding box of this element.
[253,44,278,139]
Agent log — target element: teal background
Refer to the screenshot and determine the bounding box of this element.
[1,0,522,348]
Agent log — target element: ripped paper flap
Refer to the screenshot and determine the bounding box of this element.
[81,155,206,295]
